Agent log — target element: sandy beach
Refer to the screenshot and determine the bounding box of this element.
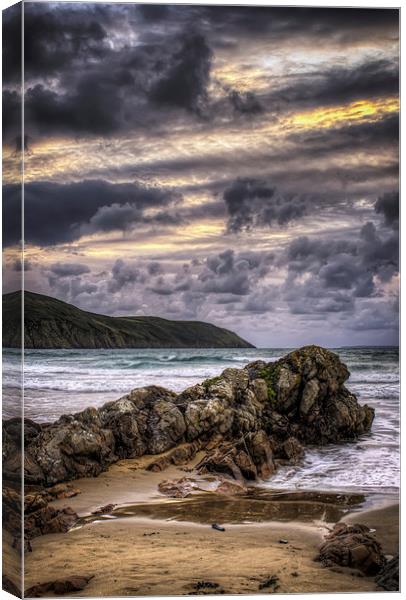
[23,454,399,596]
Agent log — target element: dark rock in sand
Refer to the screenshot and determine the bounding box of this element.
[25,575,94,597]
[258,575,279,591]
[91,503,116,515]
[3,345,374,488]
[375,554,399,591]
[317,523,386,575]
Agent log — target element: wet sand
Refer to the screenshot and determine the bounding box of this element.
[24,455,399,596]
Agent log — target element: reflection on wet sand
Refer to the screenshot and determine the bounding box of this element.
[75,489,366,529]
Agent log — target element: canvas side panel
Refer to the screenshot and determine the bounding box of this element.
[2,2,23,598]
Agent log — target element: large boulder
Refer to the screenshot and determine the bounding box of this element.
[317,523,386,575]
[248,346,374,444]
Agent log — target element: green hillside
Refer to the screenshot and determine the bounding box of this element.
[2,291,255,349]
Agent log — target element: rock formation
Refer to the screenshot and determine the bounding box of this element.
[3,346,374,488]
[317,523,386,575]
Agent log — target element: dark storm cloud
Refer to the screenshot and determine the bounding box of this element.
[224,178,308,232]
[137,4,172,22]
[2,2,21,84]
[228,91,263,115]
[25,77,128,137]
[21,28,213,137]
[268,58,398,110]
[2,180,181,247]
[3,3,396,141]
[375,191,399,227]
[2,90,21,139]
[149,32,212,114]
[3,3,110,83]
[195,6,398,43]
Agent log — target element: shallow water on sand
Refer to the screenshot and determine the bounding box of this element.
[74,489,368,529]
[3,346,399,495]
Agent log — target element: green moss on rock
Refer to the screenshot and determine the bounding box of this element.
[202,375,222,392]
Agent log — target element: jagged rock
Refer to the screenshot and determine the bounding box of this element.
[25,575,94,597]
[271,436,304,463]
[317,523,386,575]
[3,485,78,543]
[195,431,273,482]
[147,442,200,472]
[45,483,81,500]
[375,554,399,591]
[2,486,22,539]
[244,430,276,478]
[158,477,197,498]
[216,479,247,495]
[3,346,374,487]
[25,504,78,538]
[249,346,374,444]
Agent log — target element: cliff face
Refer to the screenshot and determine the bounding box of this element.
[2,290,254,349]
[3,345,374,486]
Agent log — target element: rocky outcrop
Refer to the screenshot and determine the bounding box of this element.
[317,523,386,575]
[3,484,79,547]
[3,346,374,488]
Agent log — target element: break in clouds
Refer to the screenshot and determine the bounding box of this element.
[3,3,399,346]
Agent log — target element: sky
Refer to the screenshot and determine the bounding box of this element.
[2,2,399,347]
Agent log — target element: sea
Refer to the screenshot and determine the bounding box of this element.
[2,346,399,496]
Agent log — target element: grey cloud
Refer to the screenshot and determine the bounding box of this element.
[12,258,32,272]
[282,197,399,316]
[198,249,273,296]
[224,178,307,232]
[108,259,146,293]
[70,277,98,299]
[48,262,91,278]
[147,262,162,276]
